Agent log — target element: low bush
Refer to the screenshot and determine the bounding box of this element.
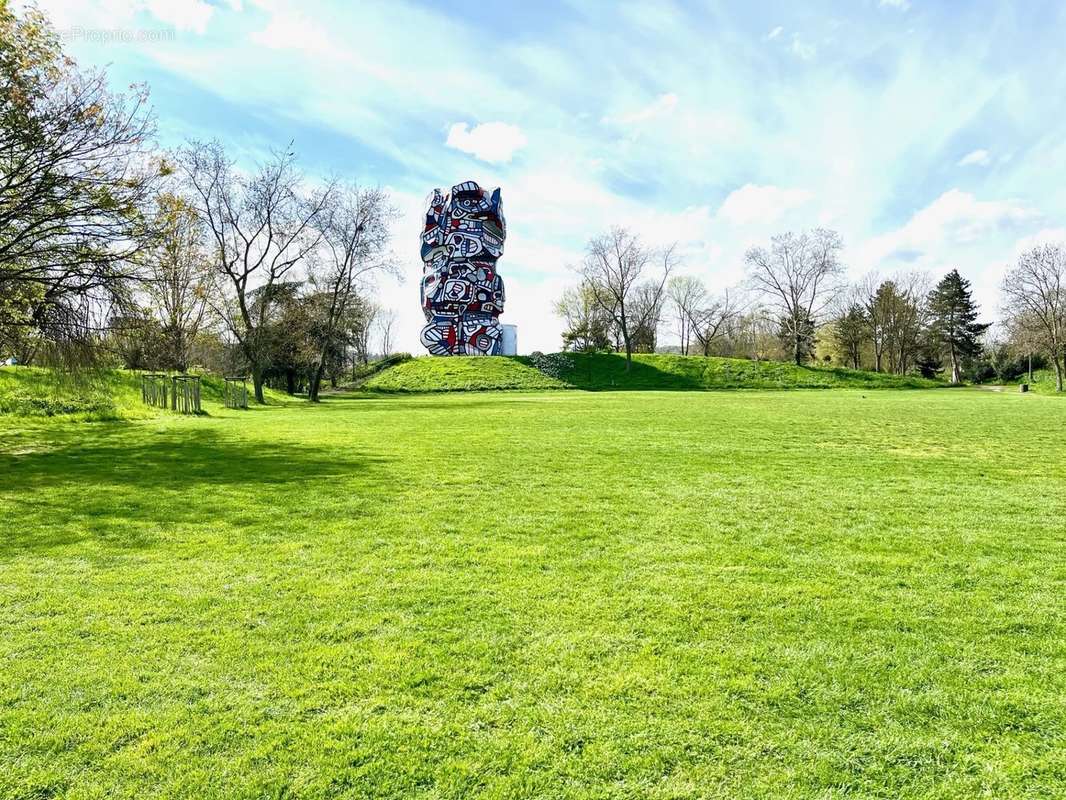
[528,351,575,380]
[0,392,116,417]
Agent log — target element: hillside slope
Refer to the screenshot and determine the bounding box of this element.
[360,353,943,393]
[0,367,289,419]
[1007,368,1065,395]
[361,356,566,393]
[563,353,941,390]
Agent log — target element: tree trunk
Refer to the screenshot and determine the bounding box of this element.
[174,329,187,373]
[308,363,326,403]
[308,343,331,402]
[794,330,802,366]
[620,317,632,371]
[252,364,266,404]
[1055,354,1064,392]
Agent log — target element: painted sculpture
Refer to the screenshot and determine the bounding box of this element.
[419,181,506,356]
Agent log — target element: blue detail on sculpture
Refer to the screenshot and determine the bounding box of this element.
[419,181,506,356]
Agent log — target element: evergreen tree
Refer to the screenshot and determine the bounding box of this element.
[927,269,989,383]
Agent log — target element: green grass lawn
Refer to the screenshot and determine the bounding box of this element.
[360,353,942,393]
[2,387,1064,798]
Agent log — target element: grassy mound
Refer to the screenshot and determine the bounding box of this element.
[0,367,288,419]
[360,355,567,392]
[361,352,942,393]
[563,353,942,390]
[338,353,415,389]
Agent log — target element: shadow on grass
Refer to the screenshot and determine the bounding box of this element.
[559,353,704,391]
[793,363,939,389]
[556,353,942,391]
[0,424,392,558]
[315,391,393,402]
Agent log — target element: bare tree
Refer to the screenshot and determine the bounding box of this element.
[306,184,395,402]
[666,275,706,355]
[179,141,333,403]
[351,299,378,366]
[142,192,210,371]
[689,290,741,357]
[1004,310,1045,384]
[628,279,668,352]
[1002,244,1066,391]
[376,308,397,357]
[745,228,844,364]
[579,227,676,370]
[734,306,780,361]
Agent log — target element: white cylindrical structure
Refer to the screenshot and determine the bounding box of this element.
[501,324,518,356]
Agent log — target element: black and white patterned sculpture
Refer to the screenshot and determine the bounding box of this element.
[419,181,506,356]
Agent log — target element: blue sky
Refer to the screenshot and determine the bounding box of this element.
[35,0,1066,353]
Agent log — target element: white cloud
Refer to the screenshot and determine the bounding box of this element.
[790,34,817,60]
[899,189,1034,245]
[716,184,813,226]
[32,0,214,33]
[879,0,911,10]
[1012,227,1066,257]
[145,0,213,33]
[765,26,784,41]
[958,148,991,167]
[860,189,1037,268]
[249,9,333,52]
[606,93,679,126]
[445,122,528,164]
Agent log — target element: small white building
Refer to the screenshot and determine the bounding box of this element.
[500,324,518,356]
